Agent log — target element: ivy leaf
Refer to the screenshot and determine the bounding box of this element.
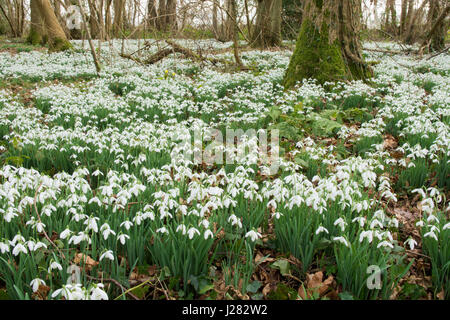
[270,259,291,276]
[247,280,262,294]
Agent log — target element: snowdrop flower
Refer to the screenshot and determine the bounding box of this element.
[9,234,25,246]
[84,216,100,233]
[92,169,103,177]
[245,230,262,242]
[100,224,116,240]
[359,230,374,243]
[156,227,169,235]
[187,227,200,239]
[204,229,214,240]
[388,218,399,228]
[30,278,46,292]
[60,228,72,240]
[352,217,366,227]
[416,220,425,227]
[404,238,417,250]
[333,236,349,247]
[117,234,130,245]
[199,219,210,229]
[12,243,27,256]
[176,224,187,235]
[334,218,347,232]
[0,241,10,254]
[315,225,329,235]
[48,261,63,273]
[99,250,115,261]
[443,223,450,230]
[120,220,133,230]
[228,214,242,228]
[426,215,439,224]
[377,241,394,249]
[370,219,384,229]
[424,231,438,241]
[90,283,108,300]
[271,211,283,219]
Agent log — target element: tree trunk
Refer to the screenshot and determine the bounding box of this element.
[158,0,167,30]
[165,0,177,31]
[404,0,428,45]
[252,0,282,48]
[283,0,371,89]
[35,0,71,51]
[112,0,124,37]
[231,0,243,68]
[212,0,218,37]
[223,0,234,41]
[400,0,408,34]
[28,0,45,44]
[147,0,157,29]
[89,0,101,38]
[424,1,449,52]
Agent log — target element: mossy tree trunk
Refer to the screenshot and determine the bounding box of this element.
[35,0,71,51]
[28,0,45,45]
[425,1,449,52]
[283,0,372,89]
[252,0,282,48]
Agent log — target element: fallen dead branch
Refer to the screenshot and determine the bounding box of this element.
[120,40,248,70]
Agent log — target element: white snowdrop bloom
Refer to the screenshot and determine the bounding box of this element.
[187,227,200,239]
[0,242,10,254]
[99,250,115,261]
[416,220,425,227]
[334,218,347,232]
[370,219,384,229]
[315,225,329,235]
[120,220,133,230]
[9,234,25,246]
[33,242,47,251]
[429,225,440,234]
[156,227,169,235]
[117,234,130,245]
[359,231,374,243]
[352,216,366,227]
[30,278,46,293]
[377,241,394,249]
[90,284,108,300]
[426,215,439,224]
[12,243,27,256]
[272,211,283,219]
[199,219,210,229]
[228,214,242,228]
[60,228,72,240]
[176,224,187,235]
[92,169,103,177]
[204,229,214,240]
[245,230,262,242]
[88,197,103,206]
[333,236,349,247]
[48,261,63,273]
[388,218,399,228]
[443,223,450,230]
[404,238,417,250]
[412,188,426,199]
[424,231,438,241]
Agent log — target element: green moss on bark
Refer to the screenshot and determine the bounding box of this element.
[27,29,43,46]
[283,19,348,89]
[49,37,72,52]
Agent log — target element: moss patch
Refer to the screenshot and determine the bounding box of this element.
[282,19,348,89]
